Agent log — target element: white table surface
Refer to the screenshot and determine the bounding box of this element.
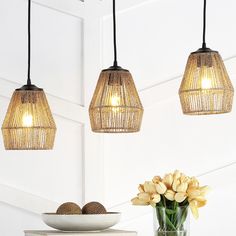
[24,229,137,236]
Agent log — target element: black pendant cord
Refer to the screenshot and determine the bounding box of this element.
[202,0,207,49]
[27,0,32,85]
[113,0,118,67]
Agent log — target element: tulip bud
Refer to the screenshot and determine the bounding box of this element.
[177,182,188,193]
[152,193,161,203]
[165,190,175,201]
[172,179,181,191]
[173,170,181,180]
[156,182,167,194]
[144,181,156,194]
[175,192,187,203]
[152,176,162,184]
[189,177,199,188]
[163,174,173,188]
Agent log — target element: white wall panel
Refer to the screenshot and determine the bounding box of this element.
[32,4,84,105]
[0,202,49,236]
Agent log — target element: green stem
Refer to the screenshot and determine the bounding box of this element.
[171,201,178,224]
[176,207,188,229]
[156,203,176,231]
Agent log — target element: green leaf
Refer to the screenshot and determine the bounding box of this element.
[165,209,177,215]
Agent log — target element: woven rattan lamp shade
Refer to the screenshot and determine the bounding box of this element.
[2,87,56,150]
[89,68,143,133]
[179,50,234,115]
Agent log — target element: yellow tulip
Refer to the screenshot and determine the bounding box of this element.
[187,187,201,199]
[152,176,162,184]
[190,200,199,219]
[177,182,188,193]
[188,177,199,188]
[180,175,190,184]
[172,179,181,191]
[131,197,149,206]
[163,174,173,189]
[179,174,186,182]
[173,170,181,180]
[150,193,161,206]
[138,192,151,202]
[156,182,167,194]
[175,192,187,203]
[199,186,210,196]
[138,184,145,193]
[131,171,209,220]
[144,181,156,194]
[165,190,175,201]
[196,198,207,208]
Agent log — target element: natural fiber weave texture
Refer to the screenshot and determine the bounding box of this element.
[89,69,143,133]
[2,90,56,150]
[179,51,234,115]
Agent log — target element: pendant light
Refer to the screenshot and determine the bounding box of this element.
[179,0,234,115]
[1,0,56,150]
[89,0,143,133]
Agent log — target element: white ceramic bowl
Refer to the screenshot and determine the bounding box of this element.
[42,213,121,232]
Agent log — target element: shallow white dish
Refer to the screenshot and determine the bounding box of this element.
[42,212,121,232]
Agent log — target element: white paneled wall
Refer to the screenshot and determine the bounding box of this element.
[0,202,50,236]
[0,0,236,236]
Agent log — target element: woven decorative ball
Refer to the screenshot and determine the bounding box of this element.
[56,202,82,215]
[82,202,107,214]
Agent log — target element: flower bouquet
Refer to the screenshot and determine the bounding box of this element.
[131,170,209,236]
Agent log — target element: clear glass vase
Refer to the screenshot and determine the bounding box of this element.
[153,205,189,236]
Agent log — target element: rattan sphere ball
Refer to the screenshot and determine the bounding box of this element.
[82,202,107,214]
[56,202,82,215]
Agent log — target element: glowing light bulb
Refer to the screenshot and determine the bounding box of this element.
[111,95,120,106]
[110,95,121,113]
[22,113,33,127]
[201,77,212,89]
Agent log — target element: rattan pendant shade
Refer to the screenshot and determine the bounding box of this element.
[2,86,56,150]
[179,0,234,115]
[1,0,56,150]
[89,68,143,133]
[89,0,143,133]
[179,50,234,115]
